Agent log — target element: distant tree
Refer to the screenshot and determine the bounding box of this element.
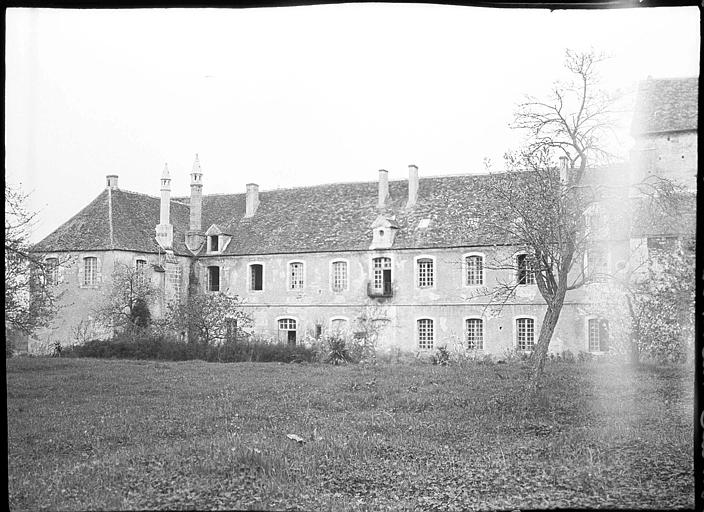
[5,181,67,348]
[470,49,620,385]
[94,261,157,335]
[164,292,252,345]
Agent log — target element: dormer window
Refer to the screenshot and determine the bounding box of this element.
[209,235,219,252]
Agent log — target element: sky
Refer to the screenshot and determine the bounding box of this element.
[5,4,700,243]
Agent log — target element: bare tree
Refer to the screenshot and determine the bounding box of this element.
[94,261,158,334]
[5,182,68,344]
[470,49,620,385]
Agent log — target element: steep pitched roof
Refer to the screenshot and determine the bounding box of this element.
[32,188,191,255]
[631,77,699,135]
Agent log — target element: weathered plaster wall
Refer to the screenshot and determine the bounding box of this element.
[632,130,697,190]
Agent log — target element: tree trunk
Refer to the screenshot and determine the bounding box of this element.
[530,294,566,388]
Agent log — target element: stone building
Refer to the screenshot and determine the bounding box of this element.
[27,77,696,356]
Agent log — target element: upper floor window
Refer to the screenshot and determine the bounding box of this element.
[517,254,536,285]
[135,259,147,286]
[45,258,59,286]
[585,246,609,282]
[207,266,220,292]
[250,264,263,291]
[331,261,348,292]
[417,318,434,350]
[417,258,434,288]
[588,318,609,353]
[84,257,98,286]
[516,317,535,352]
[372,257,392,293]
[465,255,484,286]
[209,235,219,252]
[289,262,304,290]
[465,318,484,350]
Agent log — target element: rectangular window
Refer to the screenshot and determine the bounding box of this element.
[331,261,347,292]
[250,264,263,291]
[417,258,434,288]
[588,318,609,352]
[586,247,609,282]
[517,254,536,285]
[84,257,97,286]
[373,257,392,291]
[210,235,219,252]
[289,262,304,290]
[466,319,484,350]
[45,258,59,286]
[516,318,535,351]
[207,266,220,292]
[418,319,434,350]
[465,255,483,286]
[135,259,147,286]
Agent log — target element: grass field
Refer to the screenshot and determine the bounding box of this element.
[6,357,693,511]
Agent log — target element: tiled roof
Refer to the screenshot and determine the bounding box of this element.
[32,174,515,256]
[631,77,699,135]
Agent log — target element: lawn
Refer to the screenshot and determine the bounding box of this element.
[6,356,694,511]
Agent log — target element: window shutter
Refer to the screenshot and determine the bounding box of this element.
[96,257,102,285]
[78,258,84,286]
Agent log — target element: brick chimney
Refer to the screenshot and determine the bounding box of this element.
[155,163,173,249]
[189,154,203,231]
[378,169,389,208]
[406,164,418,207]
[185,154,205,253]
[106,175,119,189]
[245,183,259,218]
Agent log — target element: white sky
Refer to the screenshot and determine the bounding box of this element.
[5,5,700,242]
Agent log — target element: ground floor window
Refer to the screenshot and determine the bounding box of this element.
[465,318,484,350]
[588,318,609,352]
[417,318,434,350]
[516,317,535,352]
[278,318,297,345]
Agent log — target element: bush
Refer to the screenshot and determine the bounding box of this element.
[323,334,353,365]
[431,346,451,366]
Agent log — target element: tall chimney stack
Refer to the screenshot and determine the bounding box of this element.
[189,154,203,232]
[245,183,260,217]
[106,175,119,189]
[156,163,173,249]
[378,169,389,208]
[406,164,418,207]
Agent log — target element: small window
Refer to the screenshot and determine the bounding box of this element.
[465,255,483,286]
[517,254,535,285]
[588,318,609,353]
[84,257,98,286]
[207,266,220,292]
[516,318,535,352]
[465,318,484,350]
[417,258,434,288]
[417,319,434,350]
[209,235,219,252]
[135,259,147,286]
[278,318,297,345]
[315,325,322,339]
[45,258,59,286]
[250,264,263,291]
[331,261,348,292]
[289,262,304,290]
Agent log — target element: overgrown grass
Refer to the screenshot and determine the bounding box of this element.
[7,357,693,510]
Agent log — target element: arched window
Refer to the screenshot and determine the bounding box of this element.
[250,263,264,291]
[289,262,304,290]
[278,318,297,345]
[417,318,434,350]
[207,266,220,292]
[135,259,147,286]
[465,318,484,350]
[330,317,349,334]
[331,261,348,292]
[516,317,535,352]
[516,254,536,285]
[371,257,392,295]
[84,257,98,286]
[45,258,59,286]
[416,257,435,288]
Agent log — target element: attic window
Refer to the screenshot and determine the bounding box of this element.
[418,218,431,229]
[209,235,219,252]
[379,229,385,237]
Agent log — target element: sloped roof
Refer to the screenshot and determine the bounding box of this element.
[32,174,515,256]
[631,77,699,135]
[32,188,191,255]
